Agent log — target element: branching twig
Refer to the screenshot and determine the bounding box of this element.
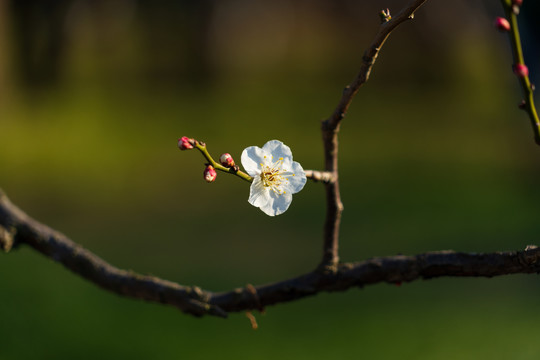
[319,0,429,270]
[193,140,253,182]
[2,189,540,318]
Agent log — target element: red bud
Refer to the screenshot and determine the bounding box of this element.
[219,153,235,168]
[494,17,510,32]
[514,63,529,78]
[203,165,217,183]
[178,136,194,150]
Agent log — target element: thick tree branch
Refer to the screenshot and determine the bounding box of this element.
[0,189,227,318]
[2,189,539,318]
[319,0,428,270]
[212,245,540,313]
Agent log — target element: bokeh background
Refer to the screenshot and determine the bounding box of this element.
[1,0,540,359]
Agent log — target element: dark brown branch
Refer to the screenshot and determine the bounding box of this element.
[3,188,540,318]
[0,189,227,318]
[212,246,540,312]
[324,0,429,132]
[320,128,343,270]
[319,0,429,270]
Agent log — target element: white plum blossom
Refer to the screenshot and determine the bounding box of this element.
[241,140,307,216]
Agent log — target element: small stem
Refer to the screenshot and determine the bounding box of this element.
[194,142,253,183]
[501,1,540,144]
[304,169,335,184]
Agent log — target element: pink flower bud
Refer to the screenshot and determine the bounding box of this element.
[219,153,235,167]
[513,0,523,6]
[494,17,510,32]
[203,165,217,183]
[178,136,194,150]
[514,63,529,77]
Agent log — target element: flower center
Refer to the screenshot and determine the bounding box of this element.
[260,157,288,194]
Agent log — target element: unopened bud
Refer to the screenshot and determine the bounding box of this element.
[178,136,194,150]
[513,0,523,5]
[494,17,510,32]
[203,165,217,183]
[514,63,529,77]
[219,153,235,167]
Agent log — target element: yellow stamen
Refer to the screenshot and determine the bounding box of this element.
[259,157,289,195]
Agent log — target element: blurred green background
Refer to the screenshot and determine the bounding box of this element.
[2,0,540,359]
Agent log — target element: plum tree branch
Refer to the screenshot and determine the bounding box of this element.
[2,188,540,318]
[6,0,538,321]
[319,0,428,270]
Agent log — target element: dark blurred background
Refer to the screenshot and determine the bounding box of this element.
[1,0,540,359]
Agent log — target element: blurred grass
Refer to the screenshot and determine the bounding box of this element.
[2,1,540,359]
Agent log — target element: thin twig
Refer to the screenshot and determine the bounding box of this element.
[305,170,335,184]
[324,0,429,132]
[319,0,429,270]
[2,189,540,318]
[500,0,540,144]
[194,141,253,182]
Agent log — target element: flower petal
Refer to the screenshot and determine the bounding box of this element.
[262,140,293,163]
[282,161,307,194]
[259,191,293,216]
[248,176,268,206]
[241,146,266,177]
